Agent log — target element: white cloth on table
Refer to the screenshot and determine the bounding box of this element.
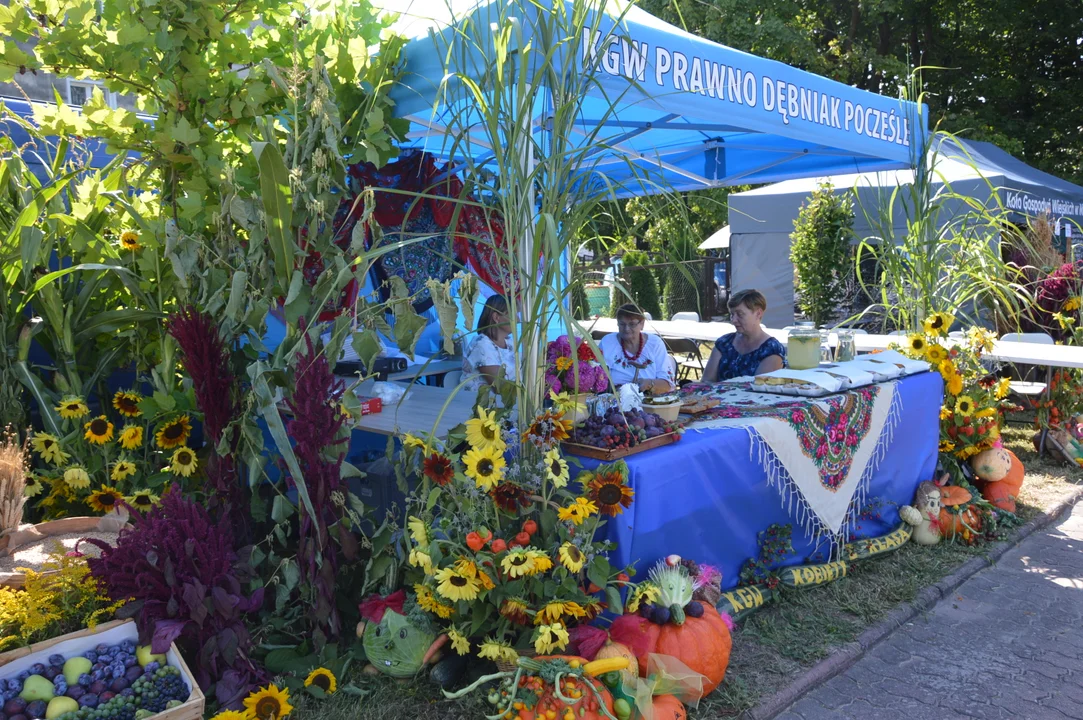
[461,335,516,391]
[598,332,674,386]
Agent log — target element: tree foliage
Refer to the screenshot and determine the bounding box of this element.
[790,181,855,327]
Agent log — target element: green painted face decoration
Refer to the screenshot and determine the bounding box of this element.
[362,609,437,678]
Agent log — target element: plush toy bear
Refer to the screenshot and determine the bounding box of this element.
[969,447,1025,513]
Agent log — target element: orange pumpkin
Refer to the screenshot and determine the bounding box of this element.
[516,656,615,720]
[981,480,1017,513]
[939,506,982,539]
[593,640,639,688]
[938,485,972,507]
[652,694,687,720]
[608,604,732,695]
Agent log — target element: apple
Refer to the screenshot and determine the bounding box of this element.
[18,676,54,702]
[134,646,166,669]
[62,658,91,687]
[44,697,77,720]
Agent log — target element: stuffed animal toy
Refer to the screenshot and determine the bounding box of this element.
[970,447,1025,513]
[356,591,448,679]
[900,481,943,546]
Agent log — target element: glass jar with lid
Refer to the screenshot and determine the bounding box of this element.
[787,322,822,370]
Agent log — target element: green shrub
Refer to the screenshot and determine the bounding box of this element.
[790,181,855,327]
[621,250,662,319]
[662,235,702,318]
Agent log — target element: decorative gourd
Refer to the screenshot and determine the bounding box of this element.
[609,562,732,695]
[652,694,687,720]
[937,485,972,507]
[937,483,982,540]
[898,505,922,526]
[515,656,615,720]
[594,640,639,688]
[976,449,1025,513]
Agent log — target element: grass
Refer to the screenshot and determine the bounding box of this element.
[288,426,1082,720]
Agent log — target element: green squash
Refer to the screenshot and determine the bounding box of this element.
[361,609,439,678]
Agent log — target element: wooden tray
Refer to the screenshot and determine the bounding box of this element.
[0,619,205,720]
[562,431,679,460]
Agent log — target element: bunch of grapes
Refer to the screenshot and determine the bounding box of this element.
[570,407,680,449]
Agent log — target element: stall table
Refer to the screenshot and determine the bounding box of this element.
[351,384,474,438]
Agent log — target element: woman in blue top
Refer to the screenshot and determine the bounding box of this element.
[703,289,786,381]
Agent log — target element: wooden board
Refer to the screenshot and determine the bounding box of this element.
[0,619,205,720]
[562,431,679,460]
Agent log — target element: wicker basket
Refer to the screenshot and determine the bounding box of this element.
[496,650,536,673]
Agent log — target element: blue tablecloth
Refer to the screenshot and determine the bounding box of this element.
[587,372,942,589]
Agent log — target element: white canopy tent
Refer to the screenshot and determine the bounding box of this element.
[699,225,730,250]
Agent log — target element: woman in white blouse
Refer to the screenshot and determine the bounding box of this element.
[462,295,516,391]
[598,303,675,393]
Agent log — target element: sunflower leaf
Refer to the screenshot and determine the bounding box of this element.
[605,586,624,616]
[426,487,441,513]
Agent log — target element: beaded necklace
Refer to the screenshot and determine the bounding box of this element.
[620,333,646,366]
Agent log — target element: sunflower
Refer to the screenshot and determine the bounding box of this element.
[155,415,192,449]
[111,460,137,482]
[407,516,430,546]
[925,344,947,364]
[557,497,598,526]
[402,434,428,452]
[478,637,518,664]
[558,542,586,573]
[84,415,115,445]
[447,626,470,656]
[996,377,1011,400]
[939,440,956,453]
[31,432,69,465]
[303,668,337,695]
[955,396,976,417]
[127,489,159,511]
[946,372,963,396]
[923,312,954,337]
[523,410,572,450]
[533,622,570,655]
[414,583,454,619]
[501,549,537,579]
[544,448,569,488]
[966,327,996,353]
[939,406,952,421]
[112,390,143,417]
[23,474,45,498]
[86,486,124,513]
[118,425,143,451]
[119,230,142,252]
[463,446,505,491]
[906,334,927,356]
[625,583,661,614]
[434,565,482,602]
[56,396,89,420]
[243,684,293,720]
[500,598,531,625]
[409,548,434,574]
[422,452,454,486]
[587,469,634,517]
[535,601,586,625]
[170,446,198,477]
[465,406,505,452]
[525,549,553,574]
[63,466,90,490]
[491,482,529,512]
[209,712,247,720]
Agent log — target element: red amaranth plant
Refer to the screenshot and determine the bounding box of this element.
[285,332,349,647]
[83,486,265,708]
[168,306,245,520]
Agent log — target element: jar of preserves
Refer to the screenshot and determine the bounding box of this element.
[787,322,822,370]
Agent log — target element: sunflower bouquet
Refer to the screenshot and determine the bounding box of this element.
[398,398,633,662]
[897,314,1012,460]
[26,387,201,519]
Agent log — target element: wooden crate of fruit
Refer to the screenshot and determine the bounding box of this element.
[563,406,682,460]
[562,431,679,460]
[0,619,204,720]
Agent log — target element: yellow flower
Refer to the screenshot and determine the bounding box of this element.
[966,327,996,353]
[557,497,599,526]
[525,549,553,574]
[409,548,434,575]
[434,565,481,602]
[501,549,537,579]
[303,668,337,695]
[31,432,69,465]
[995,377,1011,400]
[402,433,427,451]
[558,542,585,573]
[478,569,495,591]
[119,230,142,252]
[447,626,470,656]
[906,334,927,356]
[210,711,247,720]
[118,425,143,450]
[1065,296,1081,312]
[925,345,947,364]
[533,622,570,655]
[23,474,45,498]
[478,637,518,663]
[465,406,505,452]
[127,489,159,511]
[407,516,430,546]
[939,406,952,421]
[170,447,198,477]
[243,684,293,720]
[975,407,997,419]
[56,396,89,419]
[83,415,115,445]
[549,389,586,417]
[955,395,975,417]
[112,390,143,417]
[86,486,124,513]
[939,440,956,453]
[923,312,954,337]
[462,446,505,491]
[544,448,570,488]
[535,601,586,625]
[155,415,192,449]
[555,356,573,372]
[63,466,90,490]
[111,460,137,482]
[414,583,455,619]
[625,583,661,614]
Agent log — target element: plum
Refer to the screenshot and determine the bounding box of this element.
[77,694,98,709]
[4,698,27,715]
[88,682,106,696]
[12,715,30,720]
[39,670,59,683]
[123,668,142,684]
[108,678,129,693]
[98,692,115,704]
[63,687,84,701]
[685,601,705,618]
[651,606,671,625]
[24,700,46,719]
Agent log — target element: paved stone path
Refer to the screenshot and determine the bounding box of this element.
[778,501,1083,719]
